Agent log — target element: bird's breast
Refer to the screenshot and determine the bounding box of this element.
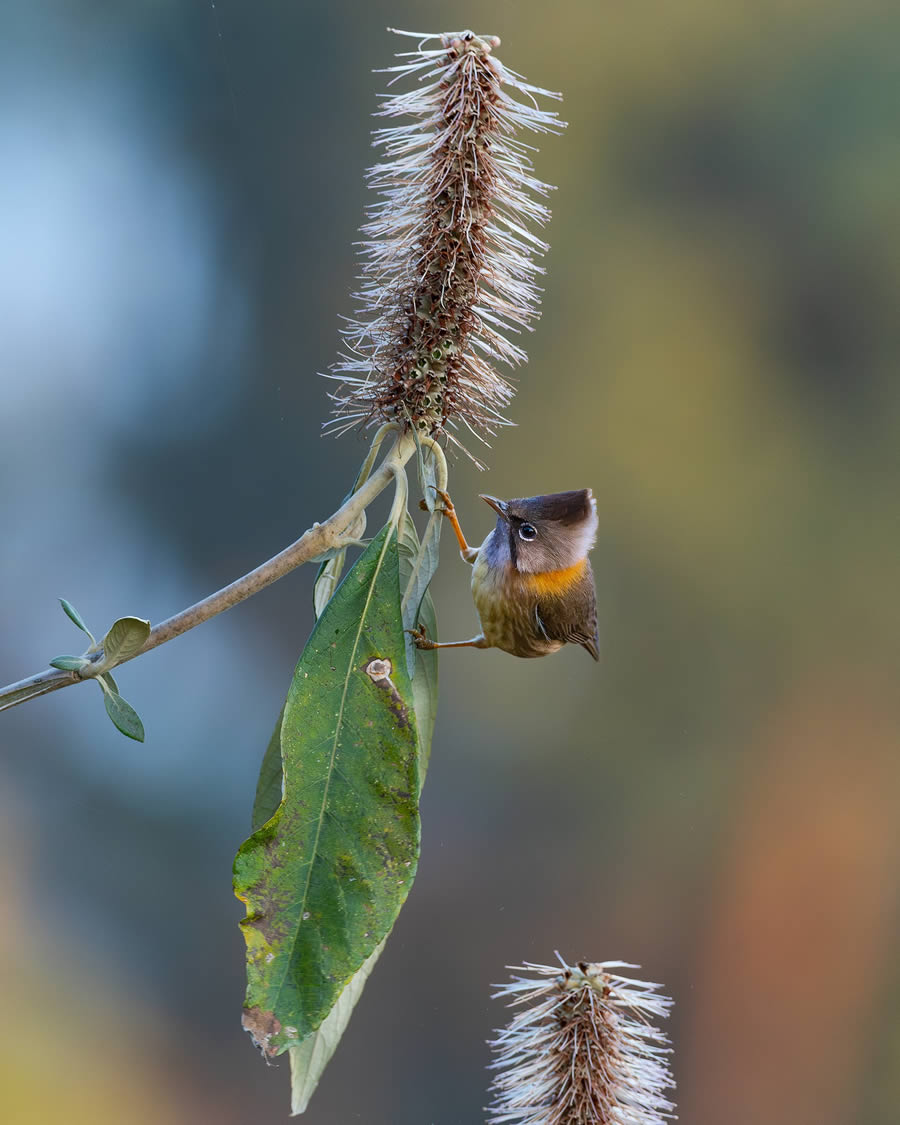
[470,541,566,658]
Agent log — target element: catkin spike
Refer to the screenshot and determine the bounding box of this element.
[325,29,565,462]
[487,957,677,1125]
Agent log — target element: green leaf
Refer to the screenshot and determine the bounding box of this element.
[399,510,441,642]
[397,512,439,786]
[260,490,369,834]
[288,937,387,1115]
[412,428,436,512]
[312,438,380,620]
[234,524,419,1055]
[410,588,438,783]
[313,548,348,620]
[101,616,151,666]
[401,440,442,626]
[251,705,286,831]
[59,598,95,645]
[49,655,89,672]
[312,511,368,617]
[97,679,145,741]
[99,671,120,694]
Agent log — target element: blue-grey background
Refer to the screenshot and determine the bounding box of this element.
[2,2,899,1122]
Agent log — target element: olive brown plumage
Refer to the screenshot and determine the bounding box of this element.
[410,488,600,661]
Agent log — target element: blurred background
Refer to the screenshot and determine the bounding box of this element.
[2,1,899,1121]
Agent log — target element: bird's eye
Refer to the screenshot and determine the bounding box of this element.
[518,523,537,541]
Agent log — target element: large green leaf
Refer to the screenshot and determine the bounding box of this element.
[284,504,441,1110]
[234,525,420,1055]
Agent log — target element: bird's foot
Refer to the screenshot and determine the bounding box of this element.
[406,624,437,650]
[418,487,454,516]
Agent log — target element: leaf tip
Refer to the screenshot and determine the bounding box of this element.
[59,597,95,642]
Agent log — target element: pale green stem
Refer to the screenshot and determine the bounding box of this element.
[0,429,419,714]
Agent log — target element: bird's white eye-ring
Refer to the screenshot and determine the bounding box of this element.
[519,523,537,541]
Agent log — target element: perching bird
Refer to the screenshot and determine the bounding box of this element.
[411,489,599,660]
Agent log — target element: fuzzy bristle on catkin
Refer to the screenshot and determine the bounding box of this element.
[487,958,676,1125]
[324,29,564,460]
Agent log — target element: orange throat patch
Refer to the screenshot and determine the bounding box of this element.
[521,558,588,598]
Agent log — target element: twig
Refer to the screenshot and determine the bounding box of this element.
[0,430,417,714]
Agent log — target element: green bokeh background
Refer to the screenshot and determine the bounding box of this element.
[1,2,898,1122]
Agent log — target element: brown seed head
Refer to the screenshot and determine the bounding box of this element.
[324,29,565,462]
[488,957,676,1124]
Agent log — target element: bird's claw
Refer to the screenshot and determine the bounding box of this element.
[406,623,437,650]
[419,486,454,516]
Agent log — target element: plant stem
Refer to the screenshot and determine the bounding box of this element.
[0,430,417,714]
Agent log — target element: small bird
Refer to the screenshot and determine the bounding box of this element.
[411,489,599,660]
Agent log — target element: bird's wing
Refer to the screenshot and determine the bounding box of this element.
[534,564,600,661]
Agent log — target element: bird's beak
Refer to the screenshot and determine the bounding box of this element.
[479,494,509,521]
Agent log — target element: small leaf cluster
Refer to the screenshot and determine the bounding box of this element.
[50,598,149,741]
